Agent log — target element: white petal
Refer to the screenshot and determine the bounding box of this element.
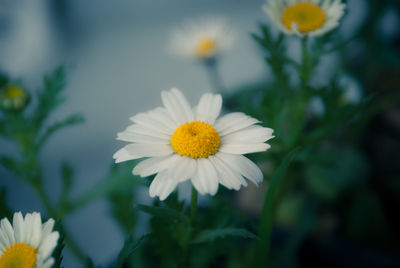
[12,212,24,243]
[117,132,170,144]
[130,112,173,135]
[149,171,178,200]
[113,143,173,163]
[37,232,59,260]
[167,156,197,183]
[195,93,222,124]
[0,218,14,245]
[221,125,274,144]
[161,88,194,125]
[23,213,33,245]
[40,258,55,268]
[208,155,247,190]
[125,124,170,139]
[40,219,55,244]
[133,155,175,177]
[29,212,42,248]
[192,158,219,195]
[217,153,263,185]
[214,112,259,136]
[219,143,271,155]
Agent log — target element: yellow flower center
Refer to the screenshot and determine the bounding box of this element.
[3,86,24,100]
[171,121,220,159]
[195,36,216,59]
[0,242,37,268]
[281,2,326,33]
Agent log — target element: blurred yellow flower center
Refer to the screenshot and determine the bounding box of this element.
[3,86,24,100]
[281,2,326,33]
[171,121,220,159]
[195,37,216,58]
[0,242,37,268]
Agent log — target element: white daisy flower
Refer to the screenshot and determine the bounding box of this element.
[169,17,234,60]
[263,0,346,37]
[114,88,274,201]
[0,212,59,268]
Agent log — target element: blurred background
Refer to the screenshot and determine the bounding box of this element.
[0,0,399,267]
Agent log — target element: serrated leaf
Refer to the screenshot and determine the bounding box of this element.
[113,234,149,268]
[136,204,189,224]
[53,232,65,268]
[33,66,67,127]
[192,227,258,244]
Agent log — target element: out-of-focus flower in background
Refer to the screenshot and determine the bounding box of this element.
[113,88,274,200]
[0,212,59,268]
[169,17,234,61]
[339,74,363,105]
[0,84,30,112]
[263,0,346,37]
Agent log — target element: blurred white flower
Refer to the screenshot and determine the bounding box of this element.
[114,88,274,200]
[263,0,346,37]
[169,17,234,60]
[0,212,59,268]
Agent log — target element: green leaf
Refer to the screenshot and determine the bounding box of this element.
[33,66,67,127]
[84,258,101,268]
[192,227,258,244]
[36,114,84,149]
[113,234,149,268]
[0,156,21,175]
[136,204,189,224]
[0,188,12,220]
[253,148,299,267]
[58,162,74,210]
[52,232,65,268]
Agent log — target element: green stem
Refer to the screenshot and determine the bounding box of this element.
[300,37,311,87]
[31,181,86,262]
[190,187,198,226]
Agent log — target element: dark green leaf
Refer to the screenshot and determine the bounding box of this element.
[0,188,12,219]
[0,156,20,175]
[53,232,65,268]
[136,204,189,224]
[192,227,258,244]
[113,234,149,268]
[84,258,101,268]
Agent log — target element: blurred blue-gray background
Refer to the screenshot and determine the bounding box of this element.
[0,0,372,266]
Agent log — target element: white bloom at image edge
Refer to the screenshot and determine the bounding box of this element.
[169,17,234,59]
[0,212,59,268]
[263,0,346,37]
[114,88,274,200]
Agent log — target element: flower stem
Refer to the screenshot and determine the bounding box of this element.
[190,187,198,226]
[203,58,227,93]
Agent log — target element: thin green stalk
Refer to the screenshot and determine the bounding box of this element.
[31,180,86,262]
[203,59,227,93]
[190,187,198,226]
[252,149,299,267]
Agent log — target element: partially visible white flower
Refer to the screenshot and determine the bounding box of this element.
[114,88,274,200]
[263,0,346,37]
[339,74,363,105]
[0,212,59,268]
[169,17,235,60]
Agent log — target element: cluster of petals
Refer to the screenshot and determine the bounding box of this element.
[114,88,274,200]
